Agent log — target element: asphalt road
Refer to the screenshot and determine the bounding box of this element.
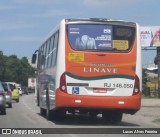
[0,93,160,137]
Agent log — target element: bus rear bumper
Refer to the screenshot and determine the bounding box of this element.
[56,89,141,114]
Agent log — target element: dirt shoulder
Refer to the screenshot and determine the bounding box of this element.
[141,98,160,107]
[140,98,160,126]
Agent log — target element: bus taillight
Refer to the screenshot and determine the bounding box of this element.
[59,72,67,93]
[133,75,140,95]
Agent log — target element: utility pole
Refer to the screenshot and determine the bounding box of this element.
[157,47,160,98]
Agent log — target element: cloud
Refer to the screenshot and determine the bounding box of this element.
[0,36,40,42]
[13,0,60,5]
[83,0,142,8]
[0,22,36,30]
[32,9,71,18]
[0,0,71,20]
[84,0,109,7]
[0,5,17,10]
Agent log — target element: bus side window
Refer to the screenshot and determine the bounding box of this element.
[40,44,46,70]
[37,49,41,69]
[44,39,51,68]
[48,36,54,67]
[51,31,59,66]
[43,42,48,69]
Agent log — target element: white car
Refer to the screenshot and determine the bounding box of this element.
[17,87,22,96]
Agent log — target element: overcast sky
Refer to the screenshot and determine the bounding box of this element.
[0,0,159,66]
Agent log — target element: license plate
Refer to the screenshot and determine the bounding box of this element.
[93,88,107,93]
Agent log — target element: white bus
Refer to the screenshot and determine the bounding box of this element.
[32,18,142,122]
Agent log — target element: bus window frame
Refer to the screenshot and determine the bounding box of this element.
[66,23,136,53]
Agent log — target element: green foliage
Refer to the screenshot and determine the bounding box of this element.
[0,51,35,86]
[142,68,148,85]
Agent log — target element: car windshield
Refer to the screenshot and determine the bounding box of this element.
[67,24,136,52]
[2,83,9,91]
[8,84,15,91]
[0,83,4,91]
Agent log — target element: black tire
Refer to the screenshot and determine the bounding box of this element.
[8,103,12,108]
[1,108,6,115]
[102,111,123,123]
[40,107,46,116]
[112,112,123,122]
[16,99,19,102]
[45,87,52,120]
[37,91,40,106]
[46,109,54,120]
[89,111,98,119]
[52,109,66,121]
[102,111,113,122]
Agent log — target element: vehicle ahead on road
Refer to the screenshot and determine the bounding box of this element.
[16,83,22,96]
[17,87,22,96]
[21,86,29,95]
[6,82,19,102]
[2,82,12,108]
[0,82,6,115]
[32,18,142,122]
[28,78,36,93]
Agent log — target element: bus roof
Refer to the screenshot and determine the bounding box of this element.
[37,18,137,50]
[65,18,137,26]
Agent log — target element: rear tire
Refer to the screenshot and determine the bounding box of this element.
[102,110,123,123]
[8,103,12,108]
[89,111,98,119]
[52,109,66,121]
[40,107,46,116]
[1,108,6,115]
[112,111,123,122]
[102,111,113,122]
[46,109,53,120]
[36,90,40,106]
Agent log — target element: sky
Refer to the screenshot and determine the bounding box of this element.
[0,0,159,66]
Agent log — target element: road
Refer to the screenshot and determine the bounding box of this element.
[0,93,160,137]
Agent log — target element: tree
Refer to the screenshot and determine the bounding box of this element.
[19,57,36,86]
[0,51,6,80]
[0,52,35,86]
[142,68,148,85]
[5,55,21,82]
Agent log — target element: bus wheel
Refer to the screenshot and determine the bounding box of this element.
[89,111,98,119]
[53,109,66,121]
[40,107,46,116]
[102,111,113,122]
[102,111,123,122]
[112,112,123,122]
[8,103,12,108]
[37,91,40,106]
[1,108,6,115]
[46,109,54,120]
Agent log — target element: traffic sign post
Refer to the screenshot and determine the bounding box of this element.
[157,47,160,98]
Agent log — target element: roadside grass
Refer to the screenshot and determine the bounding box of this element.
[142,94,158,99]
[153,118,160,124]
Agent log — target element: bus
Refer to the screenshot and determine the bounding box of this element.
[32,18,142,122]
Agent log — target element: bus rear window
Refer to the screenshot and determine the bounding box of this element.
[67,24,136,52]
